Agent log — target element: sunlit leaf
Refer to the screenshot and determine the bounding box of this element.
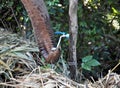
[112,7,118,14]
[6,17,12,21]
[20,17,23,21]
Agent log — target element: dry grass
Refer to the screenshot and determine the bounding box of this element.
[87,71,120,88]
[0,30,85,88]
[0,29,120,88]
[0,67,85,88]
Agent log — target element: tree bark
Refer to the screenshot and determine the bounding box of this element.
[68,0,78,80]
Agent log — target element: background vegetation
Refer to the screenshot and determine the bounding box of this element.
[0,0,120,81]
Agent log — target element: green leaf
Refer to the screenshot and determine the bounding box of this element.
[86,59,101,66]
[82,55,93,63]
[81,63,91,71]
[16,6,21,11]
[81,55,101,71]
[80,21,87,27]
[112,7,118,14]
[0,4,3,9]
[8,1,14,7]
[25,17,29,22]
[6,17,12,21]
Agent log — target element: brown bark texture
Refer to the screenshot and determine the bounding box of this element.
[21,0,60,63]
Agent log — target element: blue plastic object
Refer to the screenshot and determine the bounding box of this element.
[55,31,66,35]
[55,31,69,39]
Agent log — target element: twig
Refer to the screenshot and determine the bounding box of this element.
[111,60,120,72]
[104,34,120,43]
[10,7,21,30]
[103,60,120,81]
[24,67,38,80]
[1,9,11,19]
[0,19,8,30]
[0,83,18,87]
[38,66,44,88]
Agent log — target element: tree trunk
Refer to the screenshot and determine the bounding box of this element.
[68,0,78,80]
[21,0,60,63]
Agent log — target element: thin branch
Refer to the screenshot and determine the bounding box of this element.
[10,7,21,30]
[104,34,120,43]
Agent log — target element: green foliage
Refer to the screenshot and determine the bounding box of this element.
[45,0,69,32]
[0,0,29,34]
[77,1,120,79]
[81,55,100,71]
